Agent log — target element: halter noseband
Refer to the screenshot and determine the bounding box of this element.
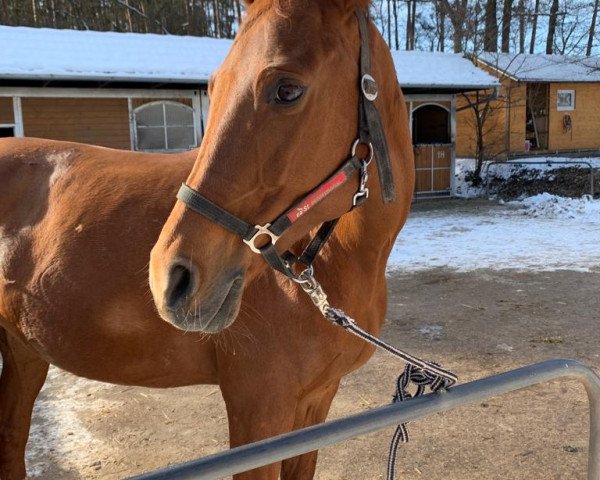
[177,10,395,281]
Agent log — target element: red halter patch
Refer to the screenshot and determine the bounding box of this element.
[285,171,349,223]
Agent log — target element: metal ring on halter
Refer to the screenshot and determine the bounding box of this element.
[361,74,378,101]
[243,223,280,254]
[351,139,374,165]
[289,265,315,285]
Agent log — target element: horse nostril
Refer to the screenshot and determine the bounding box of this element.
[165,263,194,310]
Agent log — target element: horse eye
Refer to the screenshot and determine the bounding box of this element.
[275,83,304,104]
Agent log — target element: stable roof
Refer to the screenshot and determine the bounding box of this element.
[0,25,498,92]
[478,52,600,83]
[0,25,232,84]
[391,51,499,93]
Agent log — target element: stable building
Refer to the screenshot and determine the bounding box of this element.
[392,51,499,197]
[0,25,500,197]
[0,26,232,152]
[458,53,600,158]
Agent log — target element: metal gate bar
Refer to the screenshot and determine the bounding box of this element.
[132,359,600,480]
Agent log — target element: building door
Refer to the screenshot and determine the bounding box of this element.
[526,83,549,150]
[412,104,452,197]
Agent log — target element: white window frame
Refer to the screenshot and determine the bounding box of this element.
[557,89,575,111]
[133,100,197,152]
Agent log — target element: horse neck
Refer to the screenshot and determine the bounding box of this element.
[329,33,412,279]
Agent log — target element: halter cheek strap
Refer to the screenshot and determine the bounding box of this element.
[356,12,396,204]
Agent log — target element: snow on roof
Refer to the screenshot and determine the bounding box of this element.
[0,25,233,83]
[478,52,600,83]
[391,50,499,90]
[0,25,498,91]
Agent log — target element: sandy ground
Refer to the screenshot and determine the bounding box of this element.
[24,265,600,479]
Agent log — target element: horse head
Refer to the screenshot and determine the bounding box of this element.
[149,0,413,333]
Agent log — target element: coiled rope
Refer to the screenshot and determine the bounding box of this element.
[324,306,457,480]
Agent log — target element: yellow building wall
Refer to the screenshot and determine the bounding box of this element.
[455,78,527,158]
[22,97,131,149]
[0,97,14,124]
[507,82,527,153]
[548,82,600,151]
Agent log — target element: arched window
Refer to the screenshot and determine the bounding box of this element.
[412,104,450,144]
[134,101,197,152]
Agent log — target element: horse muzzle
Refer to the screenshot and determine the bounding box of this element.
[153,260,245,333]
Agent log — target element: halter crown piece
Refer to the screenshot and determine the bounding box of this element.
[176,11,457,480]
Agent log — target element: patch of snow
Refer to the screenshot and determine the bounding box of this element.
[0,25,232,83]
[391,51,499,89]
[419,325,443,340]
[26,367,114,477]
[0,25,500,90]
[478,52,600,83]
[496,343,514,352]
[388,195,600,272]
[509,193,600,219]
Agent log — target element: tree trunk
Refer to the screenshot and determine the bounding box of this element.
[387,0,392,46]
[529,0,539,53]
[501,0,513,52]
[405,0,410,49]
[518,0,525,53]
[439,1,446,52]
[235,0,242,27]
[410,0,416,49]
[212,0,221,37]
[587,0,599,56]
[483,0,498,52]
[30,0,37,25]
[443,0,467,53]
[392,0,398,49]
[125,0,134,32]
[546,0,559,54]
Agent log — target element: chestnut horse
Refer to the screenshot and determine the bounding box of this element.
[0,2,413,480]
[150,0,413,478]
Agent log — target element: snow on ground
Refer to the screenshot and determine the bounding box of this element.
[388,157,600,272]
[26,369,111,477]
[387,195,600,272]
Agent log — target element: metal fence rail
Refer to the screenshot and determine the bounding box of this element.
[132,359,600,480]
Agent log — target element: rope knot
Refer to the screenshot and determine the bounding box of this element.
[387,363,455,480]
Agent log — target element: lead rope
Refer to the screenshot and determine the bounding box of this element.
[292,267,457,480]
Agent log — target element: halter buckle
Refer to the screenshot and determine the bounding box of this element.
[243,223,280,254]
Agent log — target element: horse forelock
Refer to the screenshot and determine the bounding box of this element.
[236,0,355,70]
[243,0,371,11]
[242,0,371,24]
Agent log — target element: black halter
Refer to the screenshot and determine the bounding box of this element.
[177,11,395,281]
